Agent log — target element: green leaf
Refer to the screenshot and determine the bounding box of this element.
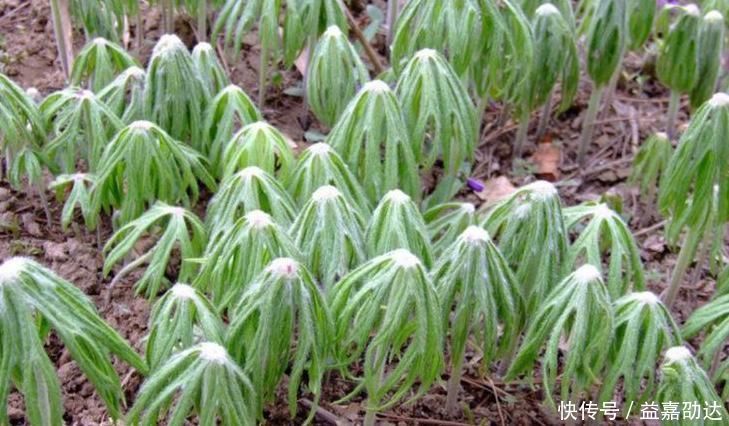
[689,10,725,109]
[50,173,97,231]
[192,42,230,95]
[585,0,627,87]
[629,132,673,198]
[656,4,701,94]
[96,66,146,124]
[220,121,296,181]
[424,202,476,257]
[70,37,139,92]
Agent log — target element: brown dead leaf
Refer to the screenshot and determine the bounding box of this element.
[476,176,516,205]
[531,138,561,181]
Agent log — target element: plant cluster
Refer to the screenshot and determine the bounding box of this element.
[2,0,729,424]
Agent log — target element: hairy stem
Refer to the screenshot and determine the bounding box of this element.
[513,110,530,161]
[666,90,681,141]
[34,181,52,227]
[385,0,399,50]
[197,0,207,42]
[364,348,386,426]
[49,0,74,77]
[578,85,605,167]
[135,12,144,53]
[161,0,173,33]
[535,89,554,142]
[445,355,464,416]
[663,225,704,308]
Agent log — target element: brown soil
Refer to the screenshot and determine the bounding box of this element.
[0,0,722,425]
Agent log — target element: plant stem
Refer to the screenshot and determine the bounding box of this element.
[135,12,144,54]
[577,85,605,167]
[197,0,207,42]
[663,225,704,309]
[364,348,386,426]
[258,45,269,107]
[666,90,681,140]
[161,0,173,33]
[385,0,399,50]
[535,89,554,142]
[445,356,464,416]
[34,181,52,227]
[49,0,74,78]
[513,110,530,161]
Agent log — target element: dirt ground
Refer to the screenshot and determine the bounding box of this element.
[0,0,722,425]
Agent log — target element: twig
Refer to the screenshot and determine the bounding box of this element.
[298,399,341,425]
[487,377,507,426]
[0,1,31,24]
[634,220,666,237]
[336,0,386,75]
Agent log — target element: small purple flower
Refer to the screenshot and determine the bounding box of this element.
[467,178,485,192]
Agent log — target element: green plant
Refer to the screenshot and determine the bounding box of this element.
[202,84,261,176]
[330,249,443,426]
[70,0,126,43]
[629,132,674,203]
[282,0,347,67]
[578,0,627,165]
[627,0,657,50]
[97,65,146,123]
[192,42,230,95]
[563,202,646,298]
[290,185,366,290]
[127,342,259,425]
[70,37,139,92]
[103,202,207,298]
[0,257,146,424]
[50,173,97,231]
[286,143,371,214]
[505,265,613,410]
[657,4,701,139]
[144,34,210,147]
[513,3,578,158]
[92,120,215,226]
[659,92,729,308]
[689,10,725,109]
[227,257,332,420]
[327,80,420,202]
[306,25,368,127]
[145,283,225,370]
[432,226,521,415]
[396,49,477,204]
[424,202,476,256]
[206,166,297,240]
[682,292,729,398]
[220,121,296,180]
[366,189,433,267]
[656,346,729,425]
[599,291,681,409]
[482,180,568,313]
[196,210,300,309]
[40,87,124,172]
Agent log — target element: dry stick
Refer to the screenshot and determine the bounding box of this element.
[380,413,472,426]
[161,0,173,33]
[337,0,386,75]
[298,399,340,425]
[666,90,681,140]
[513,111,530,162]
[49,0,74,78]
[135,12,144,54]
[487,376,507,426]
[634,220,667,237]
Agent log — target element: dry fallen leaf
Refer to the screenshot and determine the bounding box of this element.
[531,136,561,181]
[476,176,516,205]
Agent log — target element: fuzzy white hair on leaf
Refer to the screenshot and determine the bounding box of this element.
[245,210,273,229]
[664,346,692,362]
[574,264,601,284]
[312,185,342,202]
[171,283,196,299]
[390,249,421,268]
[0,257,28,284]
[461,226,489,244]
[198,342,229,364]
[267,258,299,279]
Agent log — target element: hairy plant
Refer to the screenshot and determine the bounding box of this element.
[330,249,443,426]
[69,37,139,92]
[327,80,420,202]
[656,346,729,424]
[505,265,613,410]
[145,283,225,370]
[50,173,97,231]
[0,257,146,424]
[482,180,568,313]
[92,121,215,225]
[432,226,521,415]
[514,3,578,157]
[144,34,210,147]
[40,87,123,172]
[227,258,332,420]
[192,42,230,95]
[127,342,259,425]
[563,202,645,298]
[627,0,657,50]
[366,189,433,267]
[689,10,725,109]
[396,49,477,204]
[202,84,261,175]
[599,292,681,409]
[578,0,627,165]
[659,93,729,307]
[220,121,296,180]
[206,167,297,240]
[286,143,371,215]
[97,66,146,123]
[290,185,366,290]
[657,4,701,138]
[683,292,729,398]
[196,210,301,309]
[70,0,126,43]
[424,202,476,257]
[629,132,674,202]
[282,0,347,67]
[103,202,207,298]
[306,26,369,127]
